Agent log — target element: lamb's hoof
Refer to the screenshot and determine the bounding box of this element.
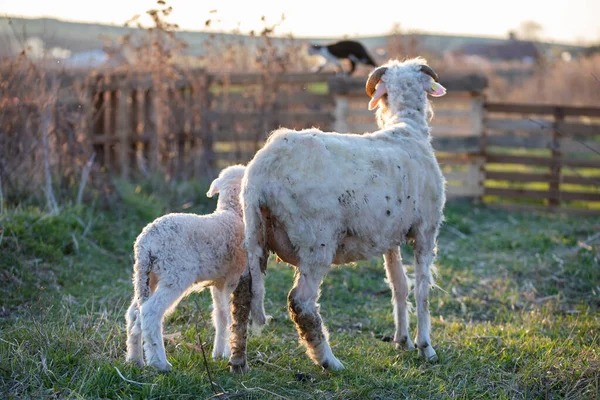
[150,360,172,372]
[228,360,249,374]
[417,345,438,362]
[126,357,146,368]
[321,357,345,372]
[394,335,415,351]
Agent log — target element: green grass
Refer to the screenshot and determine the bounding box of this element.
[1,190,599,398]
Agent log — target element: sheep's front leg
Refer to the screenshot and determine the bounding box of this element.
[211,282,233,360]
[288,266,344,371]
[228,270,251,374]
[383,248,415,351]
[414,231,438,361]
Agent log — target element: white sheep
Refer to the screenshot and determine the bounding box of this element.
[125,165,247,371]
[228,57,448,373]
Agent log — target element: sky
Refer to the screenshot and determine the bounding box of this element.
[1,0,599,44]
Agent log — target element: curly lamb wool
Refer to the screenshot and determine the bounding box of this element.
[230,57,447,373]
[125,165,247,371]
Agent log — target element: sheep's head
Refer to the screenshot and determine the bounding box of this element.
[207,164,246,212]
[365,58,446,123]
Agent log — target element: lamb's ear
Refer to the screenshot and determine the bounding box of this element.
[423,80,447,97]
[206,178,221,198]
[368,82,387,110]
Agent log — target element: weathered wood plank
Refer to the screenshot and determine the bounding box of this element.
[486,153,600,169]
[486,171,554,183]
[486,203,600,215]
[432,135,481,152]
[485,187,600,202]
[485,102,600,117]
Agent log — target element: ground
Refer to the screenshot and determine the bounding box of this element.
[0,181,598,399]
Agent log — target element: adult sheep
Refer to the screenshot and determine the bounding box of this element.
[230,57,448,373]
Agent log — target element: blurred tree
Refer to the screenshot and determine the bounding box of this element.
[517,20,544,41]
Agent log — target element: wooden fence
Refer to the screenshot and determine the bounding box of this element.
[89,71,336,180]
[482,103,600,213]
[86,71,600,213]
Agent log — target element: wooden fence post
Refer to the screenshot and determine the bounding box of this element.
[334,95,349,133]
[117,87,130,179]
[144,89,159,171]
[200,73,216,178]
[469,92,486,199]
[549,108,563,206]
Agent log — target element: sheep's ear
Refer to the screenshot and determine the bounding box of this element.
[368,82,387,110]
[423,80,447,97]
[206,178,221,198]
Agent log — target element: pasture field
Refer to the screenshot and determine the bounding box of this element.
[0,180,598,399]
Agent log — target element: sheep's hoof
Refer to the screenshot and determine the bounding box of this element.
[417,345,438,362]
[394,335,415,351]
[321,357,345,372]
[229,360,249,374]
[150,360,172,372]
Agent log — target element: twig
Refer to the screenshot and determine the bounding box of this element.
[76,152,96,205]
[255,358,292,373]
[114,367,156,387]
[534,294,559,304]
[41,106,59,215]
[592,72,600,85]
[570,231,600,253]
[0,171,4,214]
[192,297,224,397]
[528,118,600,158]
[85,238,121,260]
[445,224,468,239]
[240,382,290,400]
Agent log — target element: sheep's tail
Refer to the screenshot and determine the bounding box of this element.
[132,244,154,307]
[242,188,268,331]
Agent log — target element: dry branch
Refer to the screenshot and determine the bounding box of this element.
[76,152,96,206]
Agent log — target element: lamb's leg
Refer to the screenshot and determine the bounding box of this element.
[383,248,415,351]
[140,286,184,371]
[228,270,252,374]
[413,229,438,361]
[125,299,144,367]
[211,282,233,359]
[288,266,344,371]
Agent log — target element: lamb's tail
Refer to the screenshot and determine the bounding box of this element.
[242,187,268,330]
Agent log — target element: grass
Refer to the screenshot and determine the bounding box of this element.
[1,185,599,399]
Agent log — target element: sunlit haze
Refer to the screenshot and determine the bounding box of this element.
[1,0,599,44]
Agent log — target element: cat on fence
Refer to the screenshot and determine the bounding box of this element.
[308,40,378,75]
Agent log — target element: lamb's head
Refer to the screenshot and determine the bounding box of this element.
[366,57,446,129]
[207,164,246,213]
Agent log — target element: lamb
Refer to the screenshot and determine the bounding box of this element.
[125,164,248,371]
[228,57,448,373]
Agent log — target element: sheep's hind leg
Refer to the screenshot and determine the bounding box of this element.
[140,286,185,371]
[413,229,438,362]
[228,269,252,374]
[125,299,144,367]
[288,265,344,371]
[383,248,415,351]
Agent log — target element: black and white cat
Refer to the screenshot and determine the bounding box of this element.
[308,40,377,75]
